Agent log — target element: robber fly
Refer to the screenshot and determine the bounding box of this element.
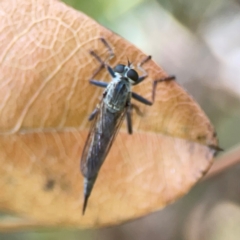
[80,39,175,214]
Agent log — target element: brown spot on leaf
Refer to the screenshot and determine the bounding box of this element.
[44,179,55,191]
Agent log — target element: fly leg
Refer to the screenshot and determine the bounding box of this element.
[132,92,152,105]
[89,80,108,88]
[88,89,107,121]
[130,55,153,105]
[89,37,115,82]
[128,75,175,134]
[130,55,175,108]
[126,103,143,134]
[126,102,133,134]
[132,75,175,104]
[135,55,152,84]
[88,107,99,121]
[151,75,175,102]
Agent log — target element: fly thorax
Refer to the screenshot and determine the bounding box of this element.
[104,78,130,112]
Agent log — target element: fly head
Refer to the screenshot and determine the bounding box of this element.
[114,64,139,85]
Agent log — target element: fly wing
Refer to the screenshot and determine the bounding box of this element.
[80,98,127,214]
[80,99,127,180]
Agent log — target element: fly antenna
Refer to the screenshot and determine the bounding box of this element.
[127,57,132,67]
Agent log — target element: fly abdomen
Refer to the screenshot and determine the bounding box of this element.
[82,175,97,215]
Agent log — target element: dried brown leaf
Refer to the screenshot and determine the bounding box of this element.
[0,0,218,230]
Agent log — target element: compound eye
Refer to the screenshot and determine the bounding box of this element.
[127,69,138,82]
[114,64,125,73]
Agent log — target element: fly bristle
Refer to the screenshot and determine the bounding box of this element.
[127,58,131,67]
